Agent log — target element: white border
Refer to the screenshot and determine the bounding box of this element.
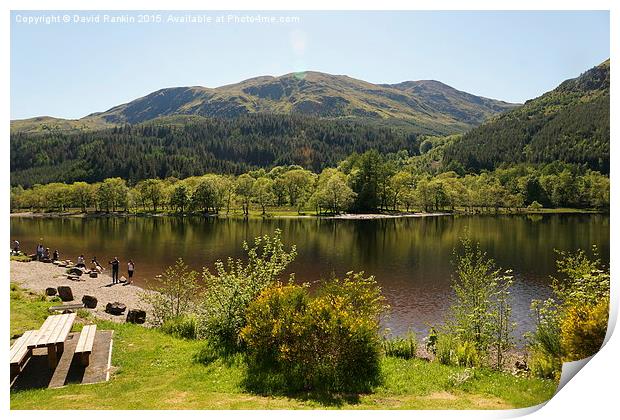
[2,1,616,419]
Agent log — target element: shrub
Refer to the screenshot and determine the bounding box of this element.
[552,247,610,307]
[445,237,514,367]
[383,330,418,359]
[527,248,609,378]
[140,258,201,326]
[241,272,386,393]
[435,333,479,367]
[199,229,297,351]
[529,349,561,380]
[161,315,199,339]
[527,298,562,379]
[193,341,221,365]
[528,201,543,210]
[561,298,609,361]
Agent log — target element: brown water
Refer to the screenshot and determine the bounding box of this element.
[10,213,609,340]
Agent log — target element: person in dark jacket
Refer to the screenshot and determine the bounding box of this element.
[109,257,120,284]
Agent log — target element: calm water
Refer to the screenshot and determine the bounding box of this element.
[10,214,609,340]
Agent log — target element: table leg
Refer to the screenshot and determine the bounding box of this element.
[47,344,57,369]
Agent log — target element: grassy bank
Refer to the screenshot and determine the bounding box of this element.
[10,283,558,409]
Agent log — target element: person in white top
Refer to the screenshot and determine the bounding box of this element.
[127,260,135,284]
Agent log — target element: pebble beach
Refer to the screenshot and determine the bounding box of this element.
[10,260,153,323]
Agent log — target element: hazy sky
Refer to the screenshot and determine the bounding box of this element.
[11,10,609,120]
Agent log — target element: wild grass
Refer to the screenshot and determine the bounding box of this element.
[9,283,558,409]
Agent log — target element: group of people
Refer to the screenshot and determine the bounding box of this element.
[34,243,59,262]
[11,239,136,286]
[75,254,135,285]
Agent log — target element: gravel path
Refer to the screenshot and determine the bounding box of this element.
[10,260,153,323]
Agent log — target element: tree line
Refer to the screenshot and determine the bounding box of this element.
[10,150,610,215]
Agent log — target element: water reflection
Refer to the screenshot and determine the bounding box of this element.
[11,214,609,339]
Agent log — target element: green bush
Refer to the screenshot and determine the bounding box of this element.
[140,258,202,326]
[161,315,199,339]
[529,349,561,380]
[527,248,610,379]
[435,333,480,368]
[383,330,418,359]
[241,272,386,393]
[199,229,297,352]
[528,201,543,210]
[527,299,562,379]
[193,341,221,365]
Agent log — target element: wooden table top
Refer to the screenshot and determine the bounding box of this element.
[27,313,76,349]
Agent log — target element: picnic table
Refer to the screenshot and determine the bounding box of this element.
[27,313,76,368]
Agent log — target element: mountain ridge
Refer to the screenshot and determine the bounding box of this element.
[11,71,518,135]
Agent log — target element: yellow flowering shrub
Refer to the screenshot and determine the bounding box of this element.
[561,297,609,361]
[241,272,386,393]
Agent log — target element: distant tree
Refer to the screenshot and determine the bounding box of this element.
[252,177,275,215]
[236,174,255,216]
[311,171,355,214]
[419,138,434,154]
[389,171,414,211]
[170,184,190,214]
[282,169,315,213]
[192,180,215,213]
[136,179,164,212]
[71,182,93,212]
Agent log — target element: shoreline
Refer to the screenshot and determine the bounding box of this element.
[10,260,154,324]
[9,208,605,220]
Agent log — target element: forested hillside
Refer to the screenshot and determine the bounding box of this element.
[442,60,610,173]
[10,114,419,187]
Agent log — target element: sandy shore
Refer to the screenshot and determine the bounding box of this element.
[10,211,453,220]
[10,260,153,323]
[328,212,452,220]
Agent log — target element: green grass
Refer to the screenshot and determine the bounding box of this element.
[10,283,558,409]
[10,255,33,262]
[10,285,55,339]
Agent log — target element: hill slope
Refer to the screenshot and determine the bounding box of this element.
[443,60,610,173]
[10,114,421,186]
[11,71,517,136]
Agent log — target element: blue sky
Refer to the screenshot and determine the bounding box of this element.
[11,10,609,120]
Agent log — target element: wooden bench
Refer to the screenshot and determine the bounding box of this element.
[10,330,37,377]
[48,303,85,313]
[75,325,97,366]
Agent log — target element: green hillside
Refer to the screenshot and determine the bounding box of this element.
[11,71,517,136]
[10,114,420,186]
[443,60,610,173]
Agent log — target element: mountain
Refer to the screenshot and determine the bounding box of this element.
[11,71,517,136]
[443,60,610,173]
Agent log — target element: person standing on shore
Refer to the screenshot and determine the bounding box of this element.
[12,240,20,255]
[127,260,135,285]
[52,249,59,261]
[109,257,120,284]
[77,255,86,268]
[36,244,44,261]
